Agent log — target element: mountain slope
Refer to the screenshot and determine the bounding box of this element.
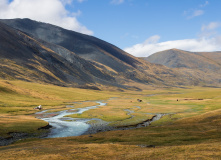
[1,19,220,88]
[0,18,140,73]
[1,18,169,86]
[0,21,119,88]
[143,48,221,86]
[1,20,177,89]
[194,51,221,65]
[144,49,221,71]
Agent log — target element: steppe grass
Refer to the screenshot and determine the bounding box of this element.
[0,115,48,137]
[67,106,131,122]
[0,80,117,110]
[44,102,99,113]
[0,80,117,107]
[0,140,219,160]
[0,81,220,159]
[0,80,118,136]
[66,86,221,127]
[110,113,154,127]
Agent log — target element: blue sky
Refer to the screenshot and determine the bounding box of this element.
[1,0,221,56]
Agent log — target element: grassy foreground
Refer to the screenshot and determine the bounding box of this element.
[0,80,117,136]
[0,80,221,159]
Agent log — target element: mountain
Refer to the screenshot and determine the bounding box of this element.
[0,18,187,88]
[1,19,220,88]
[0,19,163,89]
[194,51,221,65]
[0,21,122,88]
[143,48,221,86]
[144,49,221,70]
[0,18,140,72]
[1,19,162,88]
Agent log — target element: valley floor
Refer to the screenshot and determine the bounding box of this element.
[0,80,220,159]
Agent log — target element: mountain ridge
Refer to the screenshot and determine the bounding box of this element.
[1,19,220,88]
[0,21,119,88]
[144,48,221,70]
[0,18,141,71]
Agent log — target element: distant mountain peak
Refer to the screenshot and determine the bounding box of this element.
[144,48,221,72]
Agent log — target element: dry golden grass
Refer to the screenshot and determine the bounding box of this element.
[0,82,221,159]
[0,80,118,136]
[0,80,117,108]
[0,115,48,137]
[68,105,131,122]
[0,138,220,160]
[70,101,99,109]
[44,102,99,113]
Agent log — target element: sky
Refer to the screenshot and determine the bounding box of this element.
[1,0,221,57]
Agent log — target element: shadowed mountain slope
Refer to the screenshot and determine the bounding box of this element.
[0,20,172,89]
[0,21,120,88]
[0,18,189,87]
[0,18,140,73]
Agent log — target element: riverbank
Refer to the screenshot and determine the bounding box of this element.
[0,110,166,146]
[34,100,168,139]
[84,114,167,136]
[0,124,51,146]
[0,114,165,146]
[0,97,170,146]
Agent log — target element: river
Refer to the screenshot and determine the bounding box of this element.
[36,101,167,138]
[35,102,106,138]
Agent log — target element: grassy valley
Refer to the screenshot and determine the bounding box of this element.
[0,80,117,137]
[0,79,220,159]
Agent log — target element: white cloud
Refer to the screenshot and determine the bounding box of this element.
[184,1,209,19]
[124,35,221,57]
[200,1,209,7]
[111,0,124,5]
[201,22,221,31]
[121,33,139,40]
[0,0,93,35]
[192,10,204,17]
[71,10,82,17]
[61,0,73,5]
[199,22,221,38]
[143,35,160,44]
[77,0,86,3]
[184,9,204,19]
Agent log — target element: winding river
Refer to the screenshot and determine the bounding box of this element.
[36,102,106,138]
[36,101,167,138]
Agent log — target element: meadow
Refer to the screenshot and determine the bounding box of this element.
[0,80,220,159]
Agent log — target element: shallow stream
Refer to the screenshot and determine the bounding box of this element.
[35,101,167,138]
[35,102,106,138]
